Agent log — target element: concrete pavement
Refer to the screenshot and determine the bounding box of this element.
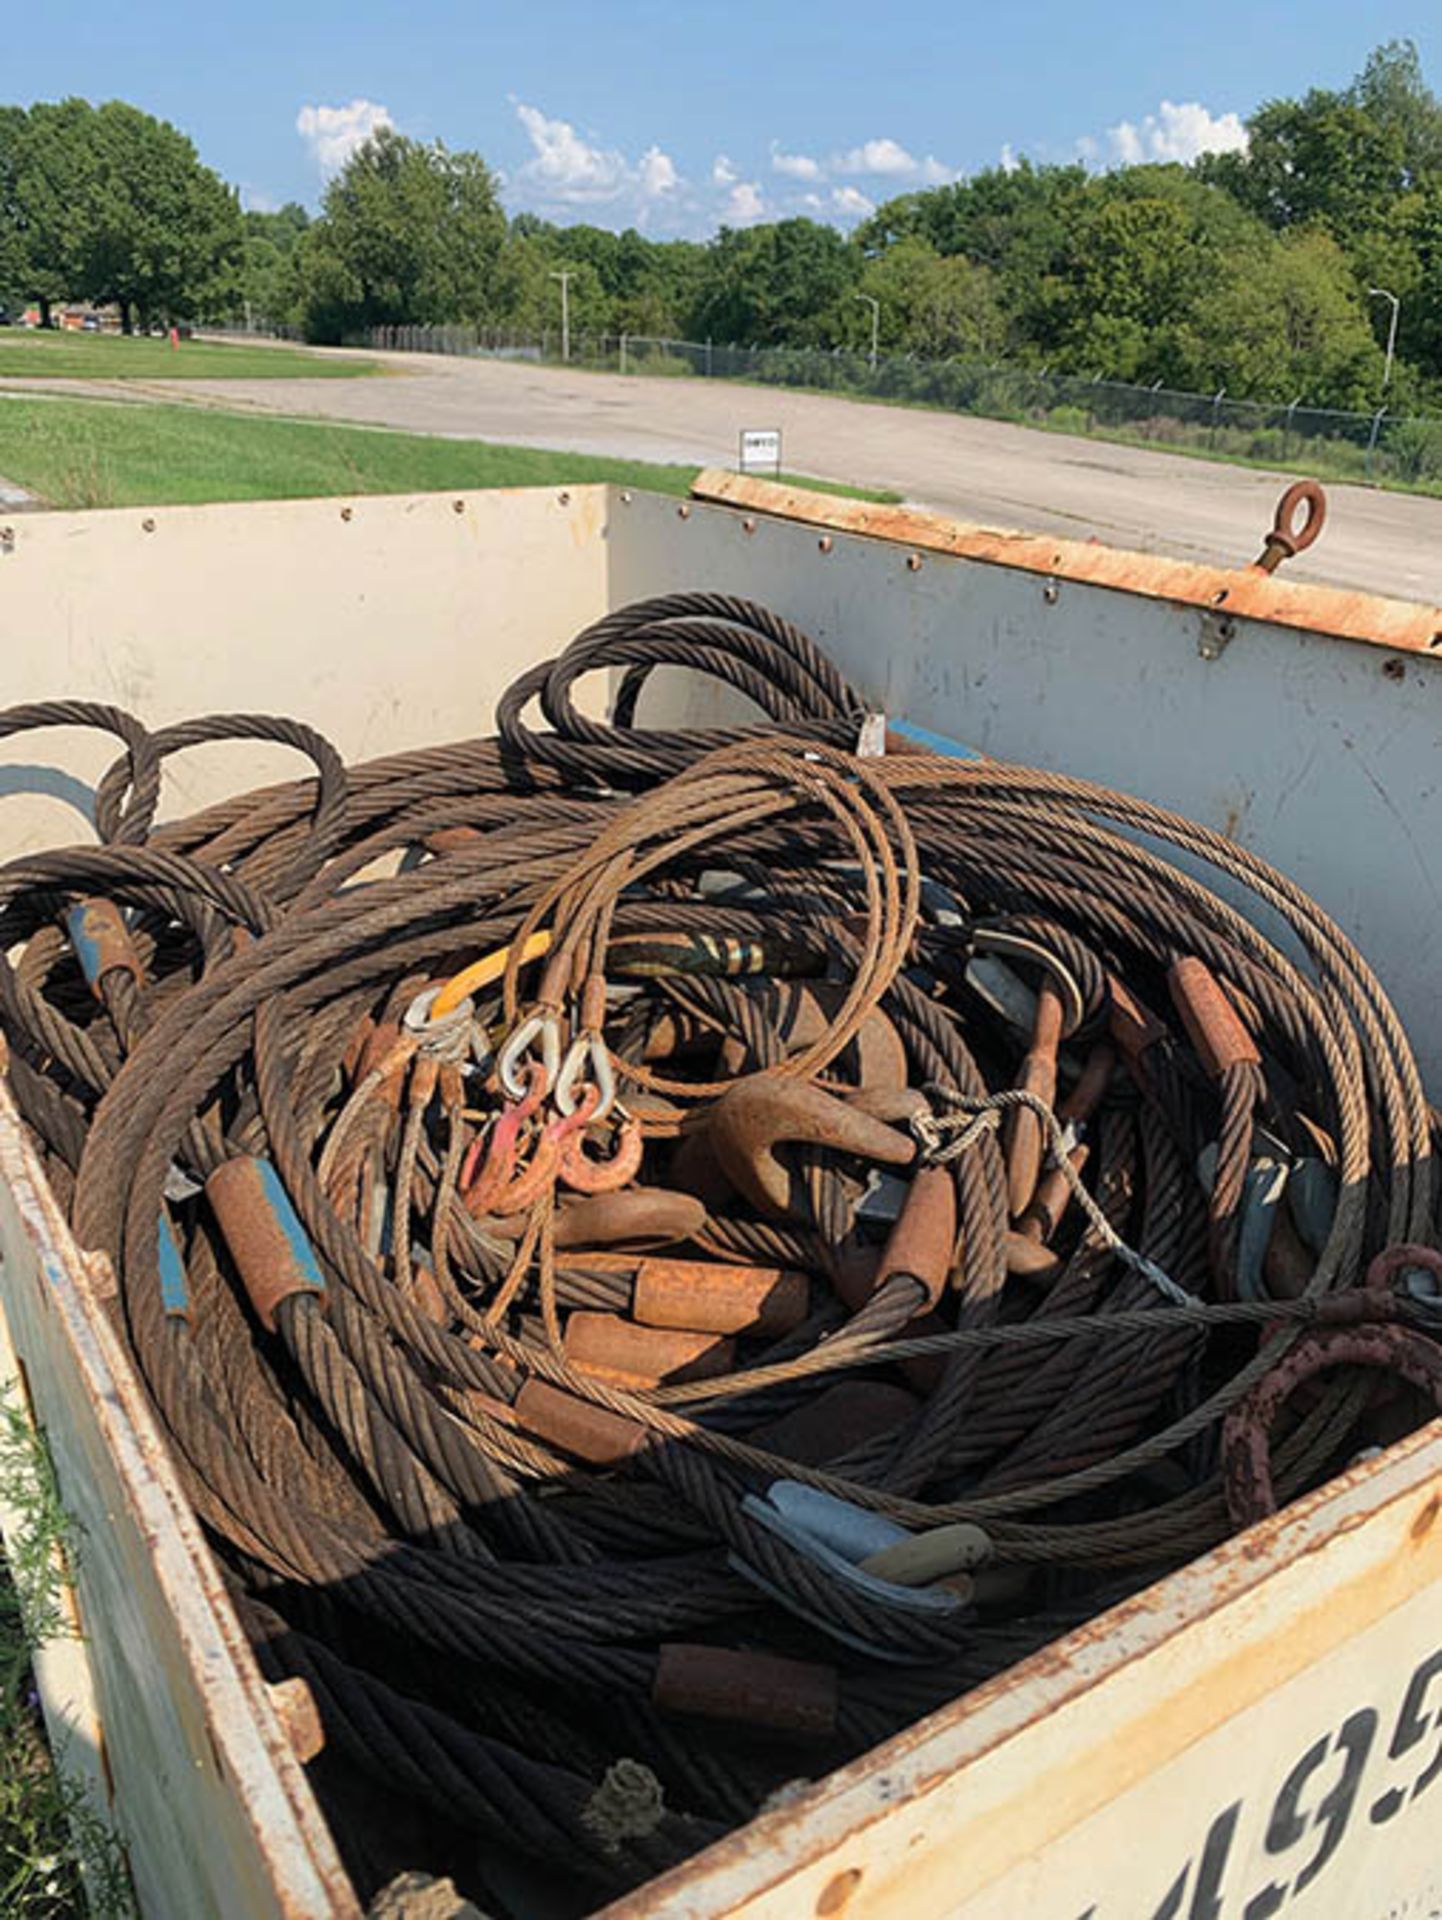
[10,346,1442,601]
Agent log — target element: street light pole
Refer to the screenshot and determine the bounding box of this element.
[1369,286,1400,390]
[853,292,880,371]
[549,270,572,363]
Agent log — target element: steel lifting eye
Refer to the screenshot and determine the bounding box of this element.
[498,1010,562,1098]
[554,1031,615,1121]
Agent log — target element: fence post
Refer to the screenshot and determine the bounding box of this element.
[620,333,628,375]
[1210,387,1226,448]
[1285,396,1301,459]
[1365,407,1387,482]
[706,337,713,377]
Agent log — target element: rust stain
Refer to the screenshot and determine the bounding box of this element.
[690,471,1442,661]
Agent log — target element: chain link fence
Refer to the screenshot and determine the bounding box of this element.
[351,324,1442,489]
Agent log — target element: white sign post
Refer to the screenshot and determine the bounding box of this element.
[738,428,782,476]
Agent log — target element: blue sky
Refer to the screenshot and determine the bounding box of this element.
[8,2,1440,233]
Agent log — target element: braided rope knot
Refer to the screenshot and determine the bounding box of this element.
[912,1088,1193,1308]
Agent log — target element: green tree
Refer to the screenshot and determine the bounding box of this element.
[840,238,1004,360]
[692,218,857,345]
[14,98,240,328]
[0,107,25,307]
[1170,229,1386,407]
[1202,89,1407,251]
[12,98,96,324]
[296,128,505,341]
[238,204,310,330]
[1348,39,1442,183]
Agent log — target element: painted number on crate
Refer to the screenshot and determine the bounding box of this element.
[1074,1644,1442,1920]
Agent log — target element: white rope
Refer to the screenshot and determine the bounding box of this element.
[912,1089,1193,1307]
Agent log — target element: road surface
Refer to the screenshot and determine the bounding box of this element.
[12,345,1442,601]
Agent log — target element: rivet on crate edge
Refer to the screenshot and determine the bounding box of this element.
[1043,577,1059,604]
[677,503,692,519]
[266,1675,325,1763]
[141,518,157,534]
[452,499,465,514]
[340,507,353,523]
[558,491,571,506]
[816,1867,863,1915]
[742,516,757,534]
[906,552,923,571]
[818,535,833,554]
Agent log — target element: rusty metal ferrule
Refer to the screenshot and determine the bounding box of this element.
[512,1378,651,1465]
[205,1156,327,1333]
[1223,1322,1442,1525]
[652,1643,838,1739]
[631,1258,808,1337]
[1167,958,1260,1080]
[1106,974,1169,1069]
[1006,980,1065,1217]
[562,1311,735,1388]
[872,1164,956,1312]
[65,898,143,999]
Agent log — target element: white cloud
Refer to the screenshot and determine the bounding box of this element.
[638,146,679,198]
[509,101,683,229]
[771,144,824,181]
[514,101,630,202]
[831,137,956,185]
[712,153,738,186]
[998,143,1019,174]
[831,184,875,219]
[724,180,766,224]
[296,99,393,175]
[1091,100,1248,168]
[836,136,915,174]
[240,184,280,213]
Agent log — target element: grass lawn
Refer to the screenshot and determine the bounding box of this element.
[0,331,375,381]
[0,395,900,510]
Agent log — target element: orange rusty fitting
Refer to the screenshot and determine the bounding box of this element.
[708,1072,915,1219]
[632,1259,809,1337]
[407,1263,450,1326]
[1006,979,1065,1218]
[563,1312,735,1388]
[1167,958,1259,1079]
[512,1378,650,1465]
[552,1187,707,1250]
[1017,1143,1090,1244]
[747,1380,920,1466]
[65,898,142,998]
[652,1643,837,1738]
[579,973,608,1033]
[1253,480,1326,575]
[425,825,484,855]
[205,1156,327,1333]
[1059,1042,1116,1125]
[872,1165,956,1313]
[354,1017,407,1108]
[1106,974,1168,1068]
[1005,1229,1063,1283]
